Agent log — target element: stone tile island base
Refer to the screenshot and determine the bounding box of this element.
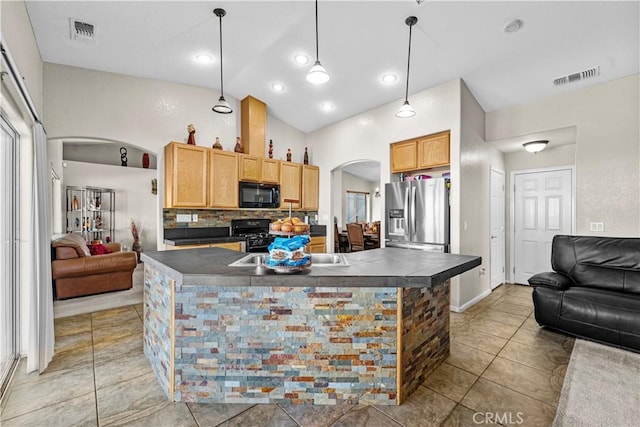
[144,264,450,405]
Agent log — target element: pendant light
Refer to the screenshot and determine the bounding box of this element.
[396,16,417,118]
[212,8,232,114]
[306,0,330,85]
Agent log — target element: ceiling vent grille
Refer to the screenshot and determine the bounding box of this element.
[553,66,600,86]
[69,18,96,41]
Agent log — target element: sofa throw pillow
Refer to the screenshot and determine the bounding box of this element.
[88,243,113,256]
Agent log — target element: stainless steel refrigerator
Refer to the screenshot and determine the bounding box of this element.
[385,178,449,252]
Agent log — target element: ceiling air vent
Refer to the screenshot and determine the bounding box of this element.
[69,18,96,41]
[553,66,600,86]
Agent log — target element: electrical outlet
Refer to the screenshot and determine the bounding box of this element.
[192,214,198,222]
[176,214,191,223]
[590,222,604,232]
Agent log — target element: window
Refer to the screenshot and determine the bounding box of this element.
[346,191,370,223]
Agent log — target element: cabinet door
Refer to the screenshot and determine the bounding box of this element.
[164,243,210,250]
[165,142,208,207]
[211,242,243,252]
[301,165,319,211]
[209,151,239,208]
[279,162,301,209]
[307,236,326,253]
[390,140,417,173]
[241,96,267,157]
[239,154,262,182]
[261,159,280,184]
[417,131,450,169]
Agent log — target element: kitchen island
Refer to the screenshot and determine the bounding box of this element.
[141,247,480,405]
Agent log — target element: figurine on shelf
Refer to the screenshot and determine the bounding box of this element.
[304,147,309,165]
[95,196,101,209]
[234,137,243,153]
[286,148,292,162]
[120,147,128,166]
[72,195,79,210]
[268,139,274,158]
[187,124,196,145]
[212,137,223,150]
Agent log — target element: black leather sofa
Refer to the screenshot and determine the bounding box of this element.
[528,235,640,352]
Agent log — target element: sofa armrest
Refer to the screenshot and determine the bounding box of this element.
[52,252,137,279]
[105,243,121,252]
[528,272,573,290]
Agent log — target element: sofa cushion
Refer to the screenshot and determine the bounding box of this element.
[52,233,91,257]
[88,243,112,256]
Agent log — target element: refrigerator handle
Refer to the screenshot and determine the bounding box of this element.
[404,186,411,240]
[411,185,417,241]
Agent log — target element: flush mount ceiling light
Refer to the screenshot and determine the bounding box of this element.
[306,0,330,85]
[294,54,309,65]
[396,16,418,118]
[381,73,398,84]
[195,53,213,64]
[271,83,285,93]
[212,8,232,114]
[504,19,523,33]
[320,102,334,112]
[523,140,548,153]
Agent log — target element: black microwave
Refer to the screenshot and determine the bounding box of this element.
[239,182,280,209]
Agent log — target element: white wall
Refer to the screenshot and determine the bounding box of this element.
[63,143,158,170]
[63,161,158,250]
[487,74,640,237]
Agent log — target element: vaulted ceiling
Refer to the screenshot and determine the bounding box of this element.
[25,1,639,133]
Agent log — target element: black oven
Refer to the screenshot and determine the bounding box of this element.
[239,182,280,209]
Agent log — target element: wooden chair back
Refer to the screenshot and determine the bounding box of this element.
[347,223,365,252]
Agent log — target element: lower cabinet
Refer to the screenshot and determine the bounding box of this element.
[165,242,244,252]
[307,236,326,253]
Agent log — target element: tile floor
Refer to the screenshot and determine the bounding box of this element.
[1,283,574,426]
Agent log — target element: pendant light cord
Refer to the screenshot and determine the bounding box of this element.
[315,0,320,61]
[218,13,225,96]
[404,21,413,103]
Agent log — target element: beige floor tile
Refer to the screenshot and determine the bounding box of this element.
[96,371,169,426]
[422,363,478,402]
[95,350,154,390]
[0,391,96,426]
[511,323,573,347]
[54,313,92,337]
[279,403,355,427]
[44,331,94,374]
[441,404,500,426]
[466,317,520,339]
[94,331,144,363]
[451,329,508,355]
[472,310,528,327]
[332,405,402,427]
[375,386,457,427]
[446,342,495,376]
[106,402,196,427]
[498,340,571,374]
[461,378,556,427]
[217,404,298,427]
[482,357,564,406]
[92,305,141,330]
[505,284,533,295]
[92,321,143,346]
[500,295,533,308]
[450,313,471,331]
[187,403,255,426]
[1,365,95,420]
[520,316,541,331]
[134,303,144,320]
[491,301,533,317]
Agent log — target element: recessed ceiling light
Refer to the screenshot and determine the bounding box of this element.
[271,83,285,92]
[294,54,309,65]
[195,53,213,64]
[504,19,523,33]
[320,102,334,112]
[381,73,397,84]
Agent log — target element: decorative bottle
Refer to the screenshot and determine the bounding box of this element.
[303,147,309,165]
[286,148,292,162]
[234,137,243,153]
[268,139,274,158]
[72,195,79,210]
[212,137,222,150]
[142,153,150,168]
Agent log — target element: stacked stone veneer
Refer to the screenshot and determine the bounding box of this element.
[164,209,319,229]
[400,281,450,401]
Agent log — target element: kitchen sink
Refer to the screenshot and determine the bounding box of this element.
[229,253,349,267]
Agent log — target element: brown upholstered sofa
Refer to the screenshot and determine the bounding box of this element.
[51,234,137,299]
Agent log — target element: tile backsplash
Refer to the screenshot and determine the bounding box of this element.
[164,209,319,229]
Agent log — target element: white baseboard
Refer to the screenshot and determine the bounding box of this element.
[450,288,492,313]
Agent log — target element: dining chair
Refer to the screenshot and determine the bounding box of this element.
[347,223,365,252]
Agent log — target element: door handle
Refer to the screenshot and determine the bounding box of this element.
[411,186,416,240]
[404,187,410,240]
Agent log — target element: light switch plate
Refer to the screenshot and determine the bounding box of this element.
[192,214,198,222]
[590,222,604,232]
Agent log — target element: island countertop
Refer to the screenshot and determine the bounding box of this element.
[141,247,481,287]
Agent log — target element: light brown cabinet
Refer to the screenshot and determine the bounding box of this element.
[261,159,280,184]
[307,236,326,253]
[241,95,267,157]
[301,165,320,211]
[164,142,208,208]
[165,241,243,252]
[209,150,239,208]
[239,154,262,182]
[279,162,301,209]
[390,130,450,173]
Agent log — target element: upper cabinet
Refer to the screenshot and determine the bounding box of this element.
[238,154,262,182]
[390,130,450,173]
[301,165,320,211]
[261,159,280,184]
[209,150,239,208]
[164,142,208,208]
[241,96,267,157]
[280,162,302,209]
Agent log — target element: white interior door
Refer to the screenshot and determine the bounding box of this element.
[514,168,573,284]
[490,169,505,289]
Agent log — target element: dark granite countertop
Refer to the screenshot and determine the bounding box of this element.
[141,247,481,288]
